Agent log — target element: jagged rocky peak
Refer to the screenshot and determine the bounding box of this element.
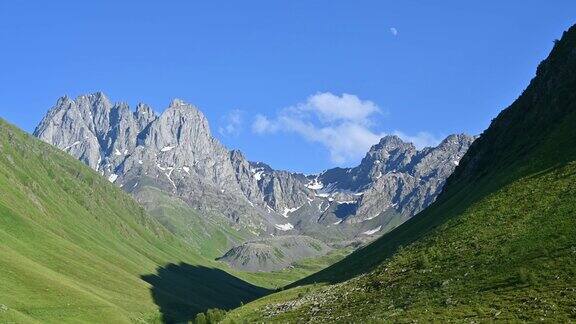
[249,161,274,173]
[229,149,247,162]
[144,100,210,147]
[35,92,477,257]
[362,135,416,171]
[74,91,111,109]
[135,103,157,130]
[137,97,215,155]
[135,102,155,117]
[170,98,186,107]
[410,134,476,178]
[34,93,115,169]
[75,92,113,127]
[437,133,476,151]
[370,135,414,153]
[34,92,274,234]
[313,133,475,219]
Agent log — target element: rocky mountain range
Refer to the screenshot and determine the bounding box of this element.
[34,92,475,270]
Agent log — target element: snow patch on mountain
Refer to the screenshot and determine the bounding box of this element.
[108,174,118,183]
[362,226,382,235]
[306,178,324,190]
[282,206,301,218]
[64,141,81,150]
[274,223,294,231]
[254,170,264,181]
[161,145,176,152]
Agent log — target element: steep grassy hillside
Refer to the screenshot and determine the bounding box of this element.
[133,186,249,259]
[0,119,272,323]
[224,24,576,322]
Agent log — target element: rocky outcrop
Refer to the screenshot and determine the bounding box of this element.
[216,235,331,272]
[312,134,475,224]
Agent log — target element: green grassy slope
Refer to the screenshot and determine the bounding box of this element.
[223,24,576,322]
[134,186,249,259]
[0,119,272,323]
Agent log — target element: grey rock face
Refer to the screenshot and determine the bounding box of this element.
[34,93,283,237]
[34,92,475,269]
[316,134,475,224]
[280,134,476,243]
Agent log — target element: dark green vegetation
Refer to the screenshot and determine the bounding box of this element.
[193,308,227,324]
[224,24,576,322]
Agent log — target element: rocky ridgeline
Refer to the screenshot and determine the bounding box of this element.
[35,93,282,236]
[34,93,474,270]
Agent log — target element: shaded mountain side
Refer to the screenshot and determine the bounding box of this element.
[291,24,576,287]
[0,119,269,323]
[141,264,270,323]
[222,24,576,322]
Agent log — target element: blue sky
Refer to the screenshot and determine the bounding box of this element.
[1,1,575,173]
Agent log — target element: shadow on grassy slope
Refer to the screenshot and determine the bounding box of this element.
[142,263,270,323]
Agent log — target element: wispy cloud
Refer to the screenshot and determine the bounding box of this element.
[301,92,380,125]
[252,114,278,134]
[252,92,441,165]
[390,27,398,36]
[218,109,244,137]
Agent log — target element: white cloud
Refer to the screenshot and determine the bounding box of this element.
[252,114,277,134]
[301,92,380,125]
[218,109,243,137]
[252,93,386,164]
[390,27,398,36]
[252,92,440,165]
[277,116,385,164]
